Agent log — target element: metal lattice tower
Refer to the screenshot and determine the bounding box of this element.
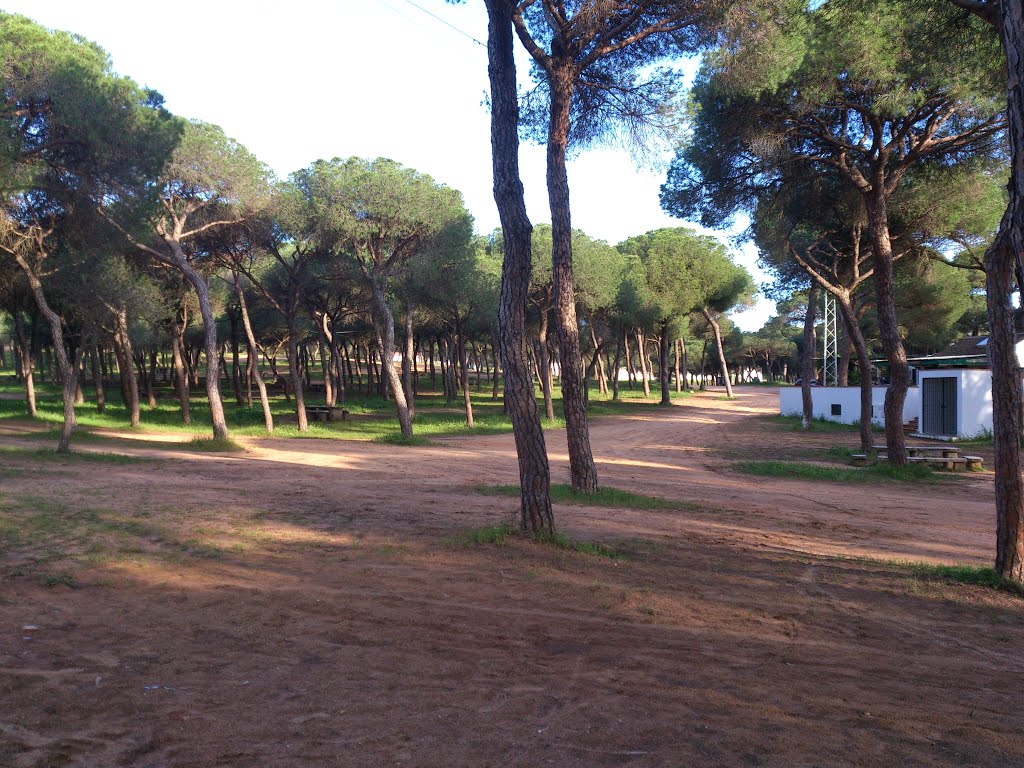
[822,292,839,386]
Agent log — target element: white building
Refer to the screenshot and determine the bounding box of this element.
[779,335,1024,439]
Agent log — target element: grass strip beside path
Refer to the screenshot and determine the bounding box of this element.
[735,460,940,483]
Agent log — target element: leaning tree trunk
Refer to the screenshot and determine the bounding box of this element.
[546,65,598,494]
[485,0,553,531]
[865,191,908,465]
[987,0,1024,582]
[369,274,413,438]
[13,253,78,451]
[659,321,672,405]
[836,294,874,455]
[702,308,734,398]
[801,284,818,430]
[233,270,273,433]
[173,251,229,440]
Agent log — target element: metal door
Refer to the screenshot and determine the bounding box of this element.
[922,376,957,436]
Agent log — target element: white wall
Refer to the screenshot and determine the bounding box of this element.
[917,368,993,438]
[779,385,919,426]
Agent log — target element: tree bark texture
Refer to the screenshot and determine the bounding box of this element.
[801,284,818,430]
[538,310,556,421]
[485,0,553,531]
[173,250,229,440]
[546,66,598,493]
[836,297,874,455]
[234,271,273,433]
[403,301,416,419]
[865,192,908,465]
[13,253,78,451]
[287,325,308,432]
[457,318,474,428]
[170,313,191,425]
[369,276,413,437]
[703,308,734,398]
[13,312,37,417]
[987,0,1024,581]
[659,322,671,405]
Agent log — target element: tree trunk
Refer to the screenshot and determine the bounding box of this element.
[865,192,908,465]
[369,275,413,437]
[611,332,623,401]
[230,309,243,406]
[234,270,273,433]
[636,329,651,397]
[838,328,852,387]
[801,285,819,430]
[658,322,672,405]
[984,0,1024,582]
[13,253,78,451]
[287,323,308,431]
[545,66,598,493]
[403,300,416,419]
[490,332,501,401]
[170,313,191,424]
[538,309,555,421]
[13,312,37,417]
[702,308,734,398]
[112,308,140,428]
[673,339,682,394]
[484,0,553,530]
[90,337,105,414]
[318,335,334,407]
[835,295,874,455]
[456,318,474,428]
[174,252,229,440]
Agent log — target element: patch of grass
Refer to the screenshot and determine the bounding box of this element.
[474,483,687,510]
[43,573,80,589]
[907,563,1024,595]
[372,433,434,447]
[186,436,246,452]
[767,414,883,433]
[715,395,739,401]
[955,428,993,447]
[0,445,150,464]
[532,529,623,559]
[735,460,938,483]
[452,523,518,546]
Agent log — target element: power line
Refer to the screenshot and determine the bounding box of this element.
[400,0,486,47]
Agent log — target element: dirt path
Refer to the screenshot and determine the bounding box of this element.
[0,388,1020,767]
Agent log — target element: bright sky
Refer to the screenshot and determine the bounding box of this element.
[5,0,775,330]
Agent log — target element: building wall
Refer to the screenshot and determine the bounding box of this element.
[779,386,919,426]
[917,368,993,438]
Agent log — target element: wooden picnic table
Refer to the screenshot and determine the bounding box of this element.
[304,405,349,423]
[854,443,983,471]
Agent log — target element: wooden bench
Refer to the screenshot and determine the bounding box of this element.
[877,453,983,471]
[305,405,350,423]
[872,444,961,458]
[852,453,983,471]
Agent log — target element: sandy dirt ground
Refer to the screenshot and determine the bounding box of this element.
[0,387,1021,767]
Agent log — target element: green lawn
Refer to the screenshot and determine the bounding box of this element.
[0,376,697,444]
